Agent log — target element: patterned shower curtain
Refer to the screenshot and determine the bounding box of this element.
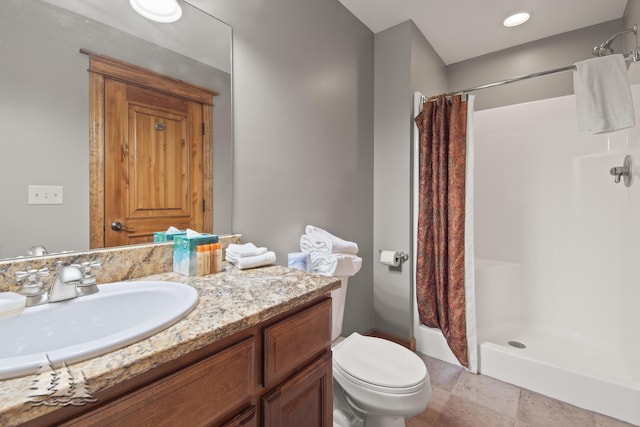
[414,94,475,369]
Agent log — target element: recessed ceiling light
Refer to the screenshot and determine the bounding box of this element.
[129,0,182,23]
[503,12,531,28]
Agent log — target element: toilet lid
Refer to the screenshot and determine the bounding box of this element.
[333,333,427,389]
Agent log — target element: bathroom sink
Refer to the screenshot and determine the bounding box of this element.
[0,281,198,379]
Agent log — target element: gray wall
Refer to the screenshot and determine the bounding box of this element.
[373,22,412,338]
[373,21,447,338]
[0,0,232,258]
[447,20,623,111]
[410,24,448,97]
[192,0,376,335]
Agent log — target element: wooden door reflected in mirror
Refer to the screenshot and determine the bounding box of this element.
[85,51,216,248]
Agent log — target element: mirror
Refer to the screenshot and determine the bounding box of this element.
[0,0,232,260]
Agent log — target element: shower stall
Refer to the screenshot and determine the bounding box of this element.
[412,86,640,425]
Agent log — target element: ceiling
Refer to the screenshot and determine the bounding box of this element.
[338,0,629,65]
[42,0,231,72]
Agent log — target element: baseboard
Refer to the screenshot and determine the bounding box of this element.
[364,329,417,352]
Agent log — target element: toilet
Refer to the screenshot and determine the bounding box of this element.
[331,279,431,427]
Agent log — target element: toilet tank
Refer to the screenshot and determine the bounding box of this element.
[331,277,349,341]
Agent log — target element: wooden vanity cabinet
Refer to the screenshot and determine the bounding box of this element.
[262,299,333,427]
[36,296,332,427]
[63,337,256,427]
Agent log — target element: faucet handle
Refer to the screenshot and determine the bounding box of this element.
[81,260,101,269]
[75,261,101,276]
[74,261,100,286]
[610,154,634,186]
[15,268,49,298]
[16,269,30,283]
[610,167,623,183]
[16,268,49,283]
[73,262,101,296]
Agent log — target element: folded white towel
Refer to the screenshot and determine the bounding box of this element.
[300,225,359,255]
[226,243,268,260]
[574,54,635,134]
[310,253,362,277]
[229,251,277,270]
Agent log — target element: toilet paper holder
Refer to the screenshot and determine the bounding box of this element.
[379,250,409,267]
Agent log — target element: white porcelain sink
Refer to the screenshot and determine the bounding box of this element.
[0,281,198,379]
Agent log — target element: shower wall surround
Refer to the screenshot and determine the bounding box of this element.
[473,86,640,424]
[475,88,640,349]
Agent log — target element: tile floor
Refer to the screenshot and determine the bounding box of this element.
[407,353,638,427]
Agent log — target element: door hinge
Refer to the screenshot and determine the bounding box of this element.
[202,199,205,212]
[201,123,205,135]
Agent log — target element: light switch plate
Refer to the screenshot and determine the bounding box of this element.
[28,185,63,205]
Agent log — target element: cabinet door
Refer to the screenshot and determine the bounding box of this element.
[64,338,255,427]
[263,298,331,388]
[262,352,332,427]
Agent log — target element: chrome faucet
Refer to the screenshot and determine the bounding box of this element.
[49,265,83,303]
[610,154,634,187]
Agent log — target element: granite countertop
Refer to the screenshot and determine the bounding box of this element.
[0,265,340,426]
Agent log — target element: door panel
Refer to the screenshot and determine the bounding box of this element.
[105,80,204,247]
[128,105,189,216]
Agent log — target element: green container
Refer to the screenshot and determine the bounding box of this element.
[172,234,219,276]
[153,231,186,242]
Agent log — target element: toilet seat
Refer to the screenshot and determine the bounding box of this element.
[333,333,427,394]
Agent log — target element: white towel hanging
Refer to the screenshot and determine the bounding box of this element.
[573,54,635,134]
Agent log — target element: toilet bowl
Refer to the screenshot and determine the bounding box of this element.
[332,333,431,427]
[330,279,431,427]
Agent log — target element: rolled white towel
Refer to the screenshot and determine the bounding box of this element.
[300,225,359,255]
[232,251,277,270]
[226,243,268,263]
[310,253,362,277]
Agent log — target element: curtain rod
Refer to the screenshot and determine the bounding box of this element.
[422,53,638,103]
[454,64,576,94]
